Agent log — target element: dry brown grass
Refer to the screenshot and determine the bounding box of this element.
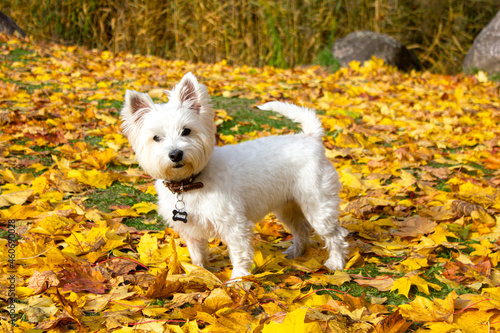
[1,0,497,73]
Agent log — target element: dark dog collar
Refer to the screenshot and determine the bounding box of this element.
[163,173,204,194]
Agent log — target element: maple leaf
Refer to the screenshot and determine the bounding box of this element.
[255,219,284,238]
[391,273,442,298]
[343,197,395,218]
[166,291,210,310]
[105,257,140,275]
[102,310,136,330]
[253,248,286,273]
[132,201,157,214]
[262,307,322,333]
[19,296,58,323]
[353,276,394,292]
[34,309,80,331]
[399,291,457,323]
[391,216,437,238]
[301,270,351,288]
[84,285,138,313]
[136,233,171,267]
[0,169,34,185]
[81,148,117,169]
[203,287,234,313]
[372,310,412,333]
[67,169,115,189]
[0,188,33,206]
[59,262,109,294]
[202,309,259,332]
[63,225,126,262]
[30,215,73,235]
[145,269,182,299]
[425,310,499,333]
[27,270,60,294]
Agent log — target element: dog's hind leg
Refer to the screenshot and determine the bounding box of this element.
[275,201,312,259]
[316,221,349,271]
[298,200,348,270]
[296,164,348,271]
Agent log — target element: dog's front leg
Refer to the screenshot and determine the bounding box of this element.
[182,235,210,269]
[224,225,254,279]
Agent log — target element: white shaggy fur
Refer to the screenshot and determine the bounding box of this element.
[120,72,348,279]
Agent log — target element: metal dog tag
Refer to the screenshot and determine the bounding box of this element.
[172,209,188,223]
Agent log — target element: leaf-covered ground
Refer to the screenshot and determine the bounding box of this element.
[1,35,500,332]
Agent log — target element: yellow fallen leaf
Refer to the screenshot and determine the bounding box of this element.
[82,148,117,169]
[299,291,330,308]
[391,273,441,298]
[132,202,157,214]
[114,207,139,217]
[400,257,428,271]
[324,270,352,286]
[0,169,34,184]
[399,290,456,323]
[30,215,72,235]
[219,134,237,145]
[253,249,285,271]
[425,309,496,333]
[262,307,321,333]
[0,189,33,206]
[67,169,115,189]
[204,288,233,313]
[31,176,48,195]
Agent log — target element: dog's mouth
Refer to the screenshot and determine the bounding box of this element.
[173,163,184,169]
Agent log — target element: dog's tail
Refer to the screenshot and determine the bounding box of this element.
[257,101,324,137]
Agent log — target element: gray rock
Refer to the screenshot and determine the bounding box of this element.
[331,30,421,71]
[0,11,26,38]
[463,10,500,74]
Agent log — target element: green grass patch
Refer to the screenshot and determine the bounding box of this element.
[212,96,300,135]
[84,183,163,230]
[467,161,495,177]
[0,228,10,240]
[2,47,38,63]
[97,99,123,116]
[490,73,500,82]
[83,135,103,146]
[85,183,155,213]
[313,47,341,73]
[123,216,164,231]
[436,179,451,192]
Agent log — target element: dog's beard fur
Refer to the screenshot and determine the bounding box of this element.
[120,72,348,279]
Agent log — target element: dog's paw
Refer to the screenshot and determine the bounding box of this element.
[324,256,346,271]
[230,269,251,280]
[283,245,304,259]
[224,273,255,290]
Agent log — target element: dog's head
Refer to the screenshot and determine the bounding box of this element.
[120,72,215,181]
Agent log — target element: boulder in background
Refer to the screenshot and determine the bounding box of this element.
[0,11,26,38]
[463,10,500,74]
[331,30,421,72]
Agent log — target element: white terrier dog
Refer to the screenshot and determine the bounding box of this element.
[120,72,348,279]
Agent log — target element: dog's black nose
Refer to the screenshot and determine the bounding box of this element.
[168,149,184,163]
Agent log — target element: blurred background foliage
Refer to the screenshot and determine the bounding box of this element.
[1,0,497,73]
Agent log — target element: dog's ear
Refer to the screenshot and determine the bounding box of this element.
[123,90,155,117]
[120,90,155,137]
[171,72,211,114]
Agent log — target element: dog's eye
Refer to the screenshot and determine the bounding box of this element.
[153,135,161,142]
[181,128,191,136]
